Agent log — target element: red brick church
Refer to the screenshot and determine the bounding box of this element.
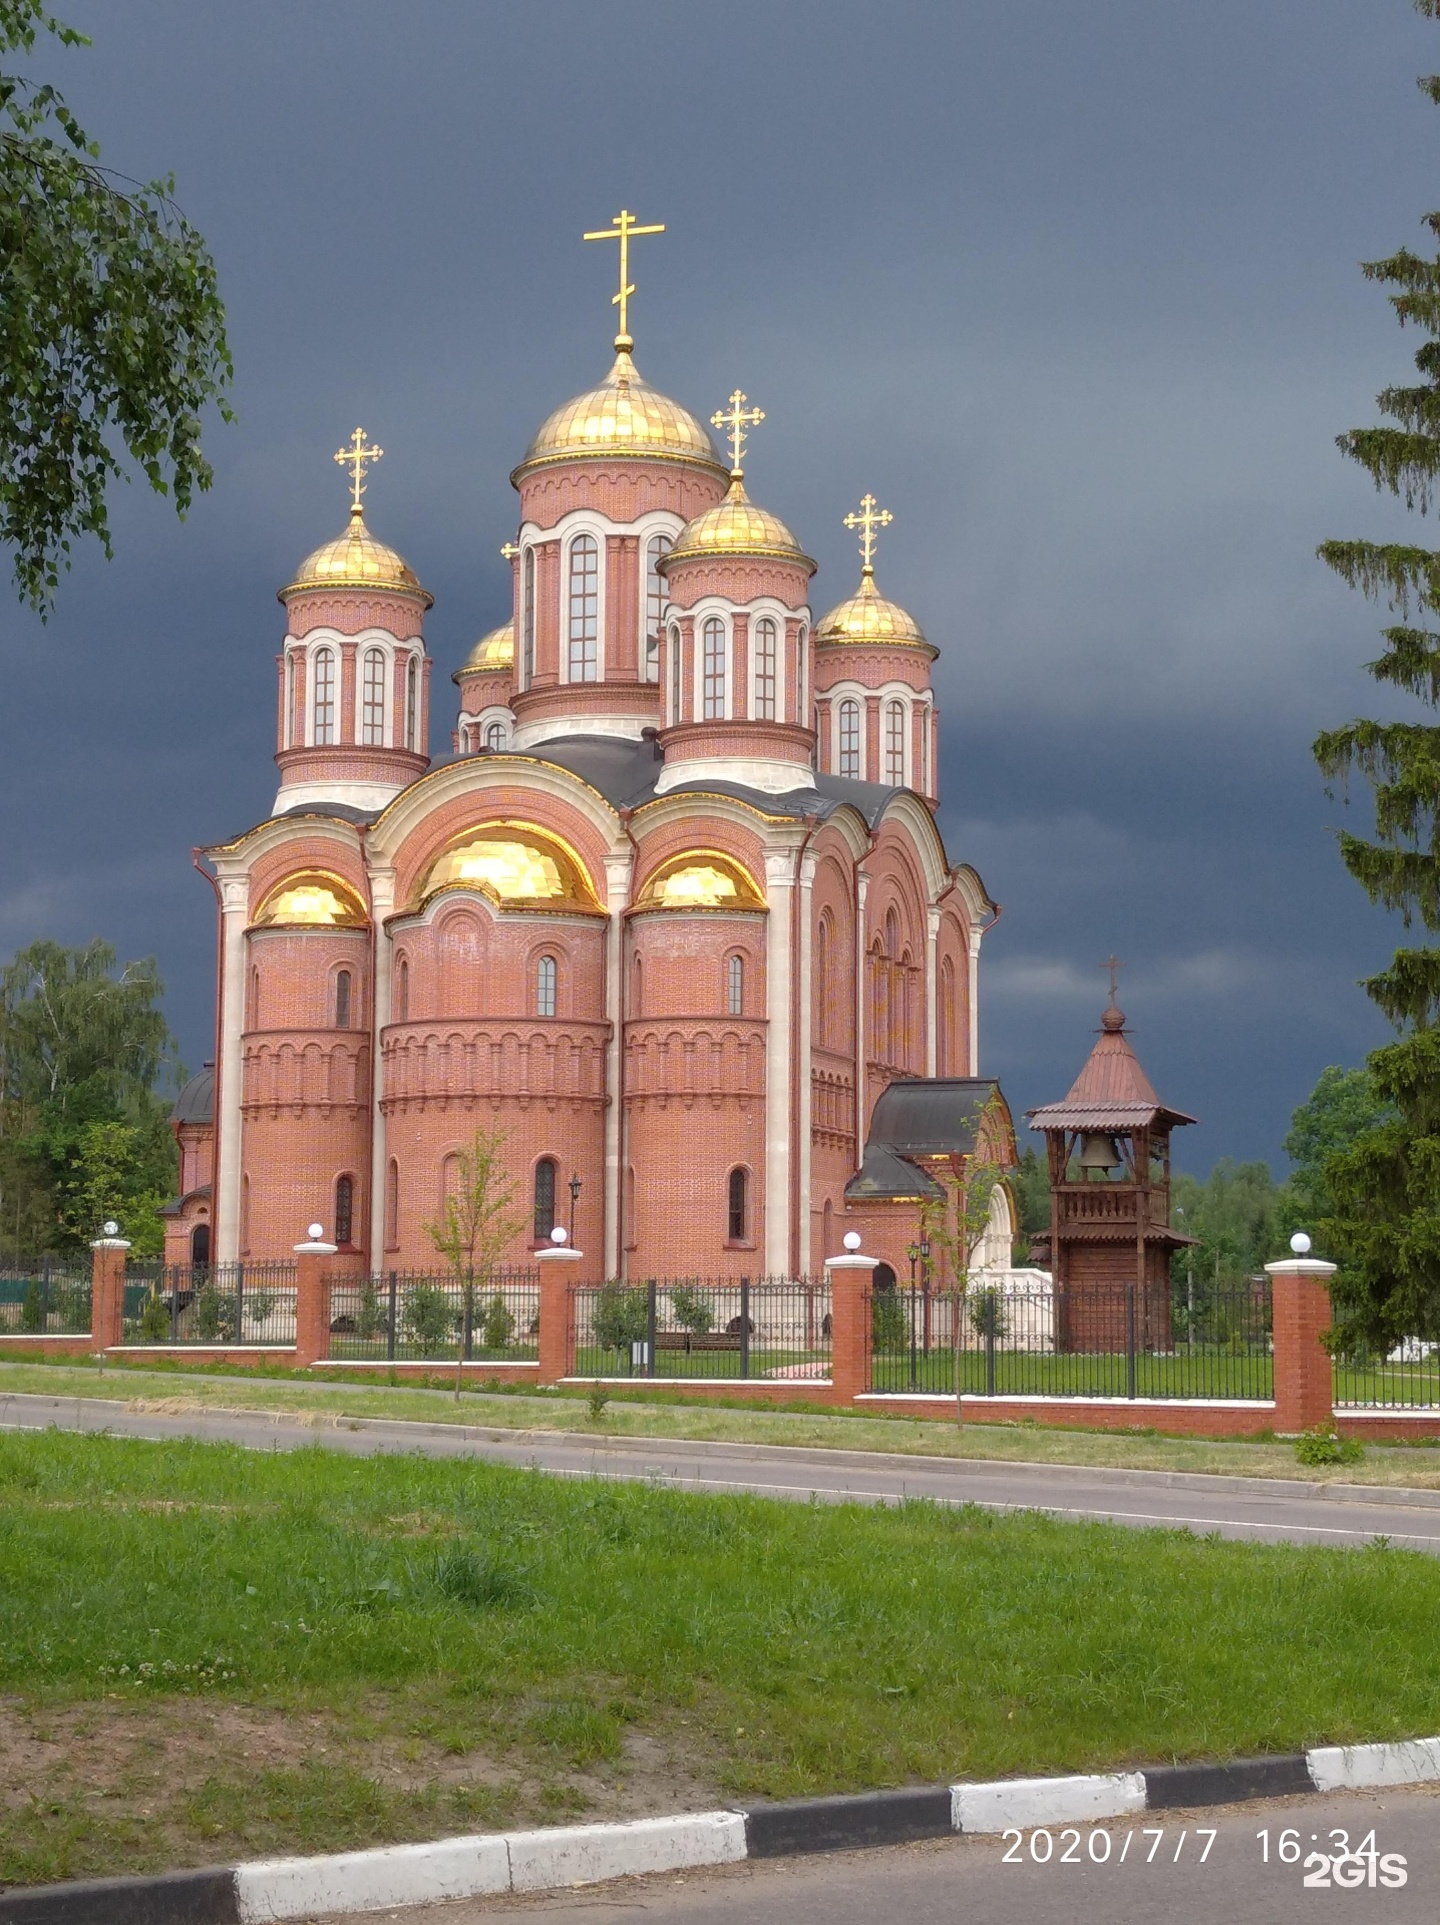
[164,219,1010,1282]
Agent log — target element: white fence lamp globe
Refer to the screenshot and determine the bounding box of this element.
[843,1231,862,1252]
[102,1219,119,1238]
[1290,1231,1312,1256]
[550,1226,568,1245]
[307,1222,325,1242]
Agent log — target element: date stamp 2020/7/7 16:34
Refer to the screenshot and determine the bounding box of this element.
[1000,1824,1410,1888]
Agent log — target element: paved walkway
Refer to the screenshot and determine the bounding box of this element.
[4,1389,1440,1552]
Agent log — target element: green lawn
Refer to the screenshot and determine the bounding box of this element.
[2,1426,1440,1886]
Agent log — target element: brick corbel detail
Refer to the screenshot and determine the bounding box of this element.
[1265,1256,1337,1434]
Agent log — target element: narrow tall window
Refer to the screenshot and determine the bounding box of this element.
[533,1158,557,1241]
[885,699,906,785]
[727,952,744,1016]
[248,966,260,1029]
[334,1174,354,1246]
[669,624,682,722]
[334,968,352,1030]
[568,533,599,680]
[385,1158,399,1249]
[838,698,861,778]
[312,646,336,745]
[815,917,829,1046]
[536,954,557,1018]
[727,1167,748,1242]
[405,655,420,751]
[521,547,536,687]
[484,718,505,750]
[632,953,643,1015]
[754,616,777,721]
[702,615,726,719]
[645,534,670,683]
[395,955,409,1022]
[362,647,386,745]
[285,653,296,747]
[796,624,807,714]
[939,957,955,1072]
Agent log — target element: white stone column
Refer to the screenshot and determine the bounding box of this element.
[925,903,940,1077]
[603,847,633,1280]
[214,874,248,1263]
[367,865,396,1269]
[968,924,983,1074]
[764,849,796,1277]
[796,847,818,1276]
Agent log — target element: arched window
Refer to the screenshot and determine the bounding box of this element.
[394,954,409,1023]
[536,954,557,1018]
[484,718,506,750]
[521,547,536,687]
[191,1222,211,1268]
[385,1158,399,1249]
[669,623,682,722]
[726,952,744,1016]
[795,624,808,715]
[645,534,670,683]
[334,1174,354,1247]
[533,1157,557,1241]
[727,1167,749,1243]
[920,702,930,792]
[361,647,386,745]
[406,654,421,752]
[838,698,861,778]
[334,968,352,1030]
[631,952,643,1016]
[815,916,829,1046]
[312,646,336,745]
[884,699,906,786]
[702,615,726,719]
[285,653,297,748]
[248,965,260,1030]
[568,533,599,681]
[753,616,777,720]
[939,956,955,1073]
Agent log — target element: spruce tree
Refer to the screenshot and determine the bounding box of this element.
[1315,0,1440,1348]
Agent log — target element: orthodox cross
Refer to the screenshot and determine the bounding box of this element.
[710,389,765,477]
[1103,954,1126,1007]
[334,428,383,514]
[583,207,665,349]
[499,541,520,561]
[843,492,893,577]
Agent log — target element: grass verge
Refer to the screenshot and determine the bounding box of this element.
[2,1426,1440,1884]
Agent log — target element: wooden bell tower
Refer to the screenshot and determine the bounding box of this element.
[1025,996,1196,1350]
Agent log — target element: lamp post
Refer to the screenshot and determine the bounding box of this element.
[568,1172,582,1241]
[919,1234,932,1356]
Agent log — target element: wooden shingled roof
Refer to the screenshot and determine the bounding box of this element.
[1026,1006,1196,1133]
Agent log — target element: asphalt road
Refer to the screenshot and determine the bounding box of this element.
[4,1388,1440,1552]
[327,1787,1440,1925]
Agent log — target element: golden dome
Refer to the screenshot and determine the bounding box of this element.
[814,570,933,652]
[281,505,432,605]
[459,622,514,673]
[664,476,814,572]
[514,349,726,479]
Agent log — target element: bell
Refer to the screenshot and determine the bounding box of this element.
[1077,1132,1122,1175]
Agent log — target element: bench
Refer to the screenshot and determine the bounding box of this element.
[653,1329,743,1352]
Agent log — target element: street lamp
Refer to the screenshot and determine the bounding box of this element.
[918,1236,932,1354]
[568,1172,582,1240]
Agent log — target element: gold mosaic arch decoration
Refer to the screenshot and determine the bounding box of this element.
[253,872,369,929]
[415,821,603,914]
[635,850,766,912]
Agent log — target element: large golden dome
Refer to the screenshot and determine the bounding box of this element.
[281,505,432,605]
[459,622,514,673]
[514,349,726,479]
[664,477,815,572]
[814,570,933,652]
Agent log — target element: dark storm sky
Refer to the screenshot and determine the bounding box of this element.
[1,0,1433,1174]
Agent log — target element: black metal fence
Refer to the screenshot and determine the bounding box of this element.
[120,1262,298,1346]
[570,1277,831,1381]
[327,1269,541,1363]
[1334,1340,1440,1410]
[867,1280,1274,1401]
[0,1257,92,1335]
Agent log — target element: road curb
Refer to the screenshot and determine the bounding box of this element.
[5,1738,1440,1923]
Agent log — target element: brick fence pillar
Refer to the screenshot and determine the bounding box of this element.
[1265,1250,1337,1434]
[536,1236,581,1384]
[294,1227,338,1367]
[89,1233,130,1351]
[827,1245,878,1406]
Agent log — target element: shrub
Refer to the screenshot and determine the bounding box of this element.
[969,1287,1009,1342]
[1294,1423,1365,1467]
[193,1284,236,1343]
[592,1282,649,1354]
[402,1282,457,1355]
[668,1286,714,1336]
[19,1280,44,1334]
[139,1289,171,1343]
[354,1278,384,1342]
[481,1292,515,1351]
[871,1288,908,1354]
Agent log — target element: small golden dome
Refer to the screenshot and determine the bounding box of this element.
[664,477,814,572]
[514,350,726,478]
[814,570,933,652]
[282,505,432,605]
[460,622,514,673]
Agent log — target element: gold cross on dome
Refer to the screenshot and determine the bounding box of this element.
[334,427,383,514]
[583,207,665,350]
[710,389,765,477]
[843,493,893,577]
[500,541,520,561]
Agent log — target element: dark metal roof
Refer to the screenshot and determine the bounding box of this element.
[843,1077,1009,1201]
[159,1183,212,1219]
[171,1067,214,1126]
[844,1143,945,1202]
